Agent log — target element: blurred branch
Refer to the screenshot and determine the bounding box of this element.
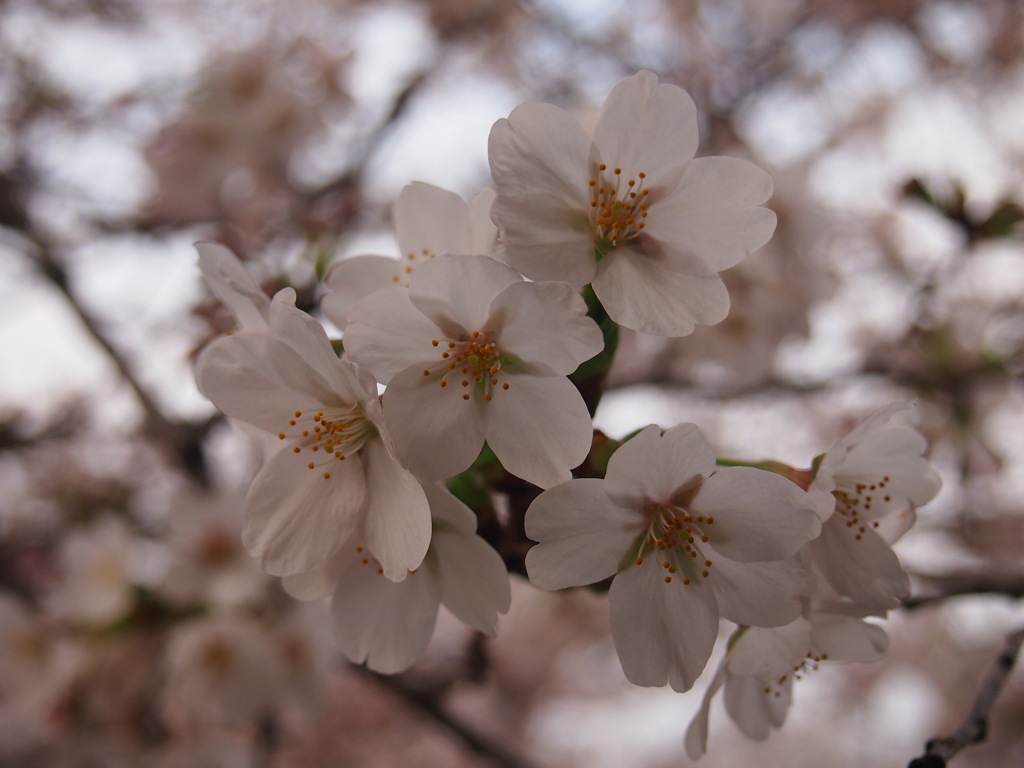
[303,68,431,203]
[356,666,536,768]
[26,230,217,484]
[902,575,1024,610]
[907,626,1024,768]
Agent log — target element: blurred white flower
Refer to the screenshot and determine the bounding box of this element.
[525,424,820,692]
[161,613,282,735]
[489,70,776,336]
[344,254,603,488]
[158,488,269,609]
[46,516,137,627]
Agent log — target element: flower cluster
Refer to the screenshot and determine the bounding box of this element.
[194,71,941,757]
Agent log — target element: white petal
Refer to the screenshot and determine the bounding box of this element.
[196,335,327,434]
[873,507,916,545]
[344,286,445,383]
[490,191,597,286]
[810,613,889,663]
[726,620,812,679]
[196,241,269,333]
[330,554,441,674]
[489,103,597,286]
[609,561,719,692]
[489,281,604,375]
[592,71,698,191]
[423,482,477,534]
[723,673,791,740]
[382,364,488,482]
[361,438,432,582]
[282,556,340,601]
[592,248,730,336]
[694,467,820,562]
[810,518,909,612]
[395,181,474,257]
[684,661,727,760]
[525,479,642,590]
[434,529,511,634]
[646,157,776,272]
[604,424,715,509]
[839,426,942,509]
[243,448,365,576]
[322,256,404,330]
[408,254,521,334]
[710,555,812,627]
[485,374,594,489]
[469,187,499,255]
[488,101,592,206]
[268,293,359,397]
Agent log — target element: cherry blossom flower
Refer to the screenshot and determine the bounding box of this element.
[524,424,820,692]
[161,613,283,734]
[343,253,603,488]
[808,404,942,612]
[488,70,776,336]
[685,609,889,758]
[45,516,137,627]
[321,182,497,329]
[158,488,269,609]
[283,483,511,674]
[195,289,431,581]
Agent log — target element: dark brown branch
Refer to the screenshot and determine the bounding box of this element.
[355,666,536,768]
[902,576,1024,610]
[907,626,1024,768]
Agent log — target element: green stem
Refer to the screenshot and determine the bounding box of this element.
[569,284,620,418]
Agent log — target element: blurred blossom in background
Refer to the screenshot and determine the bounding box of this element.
[1,0,1024,766]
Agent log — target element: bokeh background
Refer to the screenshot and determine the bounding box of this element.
[1,0,1024,766]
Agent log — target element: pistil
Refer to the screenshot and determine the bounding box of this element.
[424,331,511,402]
[277,404,375,479]
[588,163,650,253]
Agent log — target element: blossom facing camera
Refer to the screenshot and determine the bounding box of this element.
[489,70,777,336]
[525,424,820,692]
[343,254,604,488]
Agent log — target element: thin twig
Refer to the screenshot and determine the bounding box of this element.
[907,626,1024,768]
[355,666,537,768]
